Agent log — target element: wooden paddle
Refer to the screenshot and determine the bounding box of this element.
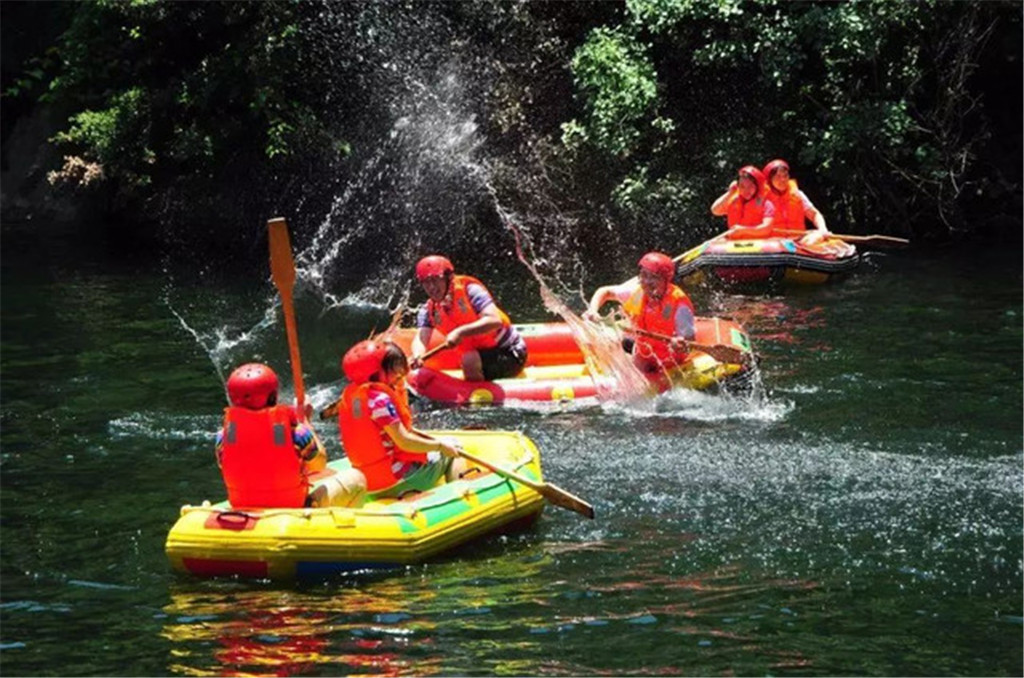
[319,341,451,421]
[267,217,307,417]
[623,326,753,365]
[771,229,910,248]
[456,447,595,519]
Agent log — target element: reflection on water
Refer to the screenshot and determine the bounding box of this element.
[2,231,1020,676]
[162,549,556,676]
[714,297,828,348]
[161,544,834,676]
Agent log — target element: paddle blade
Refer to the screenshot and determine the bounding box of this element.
[319,399,340,421]
[835,233,910,248]
[538,482,595,519]
[774,229,911,249]
[268,217,296,292]
[693,342,753,366]
[457,447,595,519]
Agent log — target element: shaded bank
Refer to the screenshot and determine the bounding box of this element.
[1,1,1021,259]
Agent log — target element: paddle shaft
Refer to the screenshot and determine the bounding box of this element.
[769,228,910,247]
[267,218,306,413]
[625,326,750,365]
[456,447,595,519]
[412,340,451,366]
[319,341,449,421]
[671,232,729,265]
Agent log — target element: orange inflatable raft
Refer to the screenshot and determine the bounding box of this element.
[389,319,754,405]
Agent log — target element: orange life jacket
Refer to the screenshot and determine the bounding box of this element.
[337,381,425,492]
[622,284,695,364]
[766,179,807,231]
[426,275,511,351]
[726,192,770,229]
[220,404,308,509]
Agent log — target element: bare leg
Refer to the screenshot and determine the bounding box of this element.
[446,457,470,482]
[309,468,368,508]
[461,349,485,381]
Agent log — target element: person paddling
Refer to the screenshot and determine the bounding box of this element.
[762,158,831,245]
[710,165,775,236]
[410,255,527,382]
[337,340,467,498]
[584,252,697,376]
[215,363,328,509]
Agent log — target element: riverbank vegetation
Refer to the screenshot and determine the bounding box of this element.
[2,1,1019,248]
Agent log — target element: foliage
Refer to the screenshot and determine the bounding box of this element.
[562,27,660,158]
[52,87,152,189]
[1,0,1018,245]
[563,0,1019,238]
[35,1,351,217]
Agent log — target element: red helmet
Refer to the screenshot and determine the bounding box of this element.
[738,165,766,193]
[638,252,675,281]
[415,255,454,281]
[342,340,389,383]
[227,363,279,409]
[762,159,789,186]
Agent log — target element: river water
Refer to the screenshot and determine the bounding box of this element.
[1,223,1021,676]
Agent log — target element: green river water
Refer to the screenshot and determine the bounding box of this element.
[1,223,1021,676]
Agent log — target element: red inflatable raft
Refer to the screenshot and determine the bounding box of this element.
[676,230,859,285]
[389,319,754,405]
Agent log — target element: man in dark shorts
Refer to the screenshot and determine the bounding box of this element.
[410,255,527,382]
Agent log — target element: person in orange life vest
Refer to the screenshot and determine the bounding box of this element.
[410,255,527,382]
[583,252,697,375]
[338,340,467,498]
[762,158,830,245]
[214,363,328,509]
[710,165,775,237]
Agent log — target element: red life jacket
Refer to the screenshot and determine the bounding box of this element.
[425,275,511,351]
[726,192,770,229]
[622,284,695,364]
[766,178,807,231]
[220,404,308,509]
[337,381,425,492]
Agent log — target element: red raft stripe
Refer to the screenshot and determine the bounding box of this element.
[183,557,268,578]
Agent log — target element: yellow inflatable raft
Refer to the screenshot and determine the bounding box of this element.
[165,430,546,580]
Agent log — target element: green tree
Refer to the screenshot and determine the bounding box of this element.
[40,1,350,222]
[563,0,1019,239]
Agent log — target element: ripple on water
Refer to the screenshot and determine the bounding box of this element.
[108,412,220,441]
[601,386,793,423]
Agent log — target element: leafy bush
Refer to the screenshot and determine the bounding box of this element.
[563,0,1019,238]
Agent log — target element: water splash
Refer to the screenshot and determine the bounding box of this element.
[494,197,652,405]
[165,286,280,396]
[108,412,221,442]
[608,386,792,422]
[295,65,489,315]
[164,52,772,425]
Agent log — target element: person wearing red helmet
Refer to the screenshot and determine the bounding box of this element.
[762,159,830,244]
[215,363,328,509]
[711,165,775,235]
[337,339,465,497]
[584,252,697,375]
[410,255,527,382]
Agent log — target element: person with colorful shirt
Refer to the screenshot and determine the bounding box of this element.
[214,363,328,509]
[410,255,527,382]
[710,165,775,236]
[337,339,466,498]
[762,158,830,244]
[584,252,697,375]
